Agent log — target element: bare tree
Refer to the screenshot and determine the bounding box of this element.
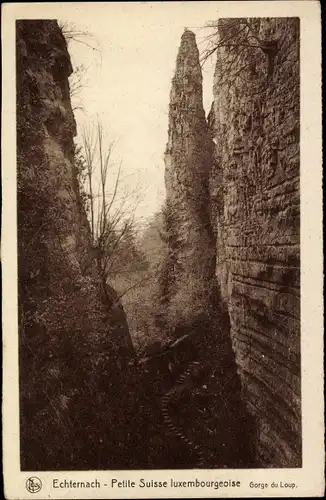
[58,20,101,53]
[80,124,96,237]
[200,18,279,89]
[69,64,89,112]
[58,20,102,112]
[78,119,146,294]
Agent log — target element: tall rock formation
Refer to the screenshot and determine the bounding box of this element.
[210,18,301,467]
[160,30,254,468]
[17,20,139,470]
[163,29,217,331]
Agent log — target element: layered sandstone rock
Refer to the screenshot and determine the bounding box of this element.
[210,18,301,467]
[161,20,300,468]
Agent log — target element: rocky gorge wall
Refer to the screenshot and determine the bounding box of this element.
[160,19,301,468]
[159,29,255,468]
[16,20,138,470]
[210,18,301,467]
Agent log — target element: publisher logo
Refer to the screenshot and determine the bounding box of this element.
[26,477,42,493]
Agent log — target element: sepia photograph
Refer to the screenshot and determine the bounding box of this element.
[2,1,323,498]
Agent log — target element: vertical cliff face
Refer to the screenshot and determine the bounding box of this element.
[210,18,300,466]
[17,20,137,470]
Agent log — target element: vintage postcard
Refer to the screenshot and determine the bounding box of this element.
[2,1,324,498]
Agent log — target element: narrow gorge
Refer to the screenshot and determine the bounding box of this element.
[17,17,300,470]
[159,19,300,468]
